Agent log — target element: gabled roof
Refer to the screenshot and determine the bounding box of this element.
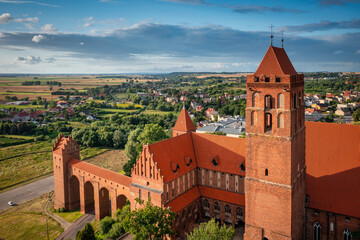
[173,108,196,132]
[255,46,297,76]
[305,122,360,218]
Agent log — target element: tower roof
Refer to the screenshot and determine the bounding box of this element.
[255,46,297,76]
[173,108,196,132]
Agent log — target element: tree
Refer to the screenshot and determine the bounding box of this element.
[353,108,360,122]
[76,223,96,240]
[187,218,235,240]
[124,128,142,176]
[124,200,176,240]
[136,123,167,152]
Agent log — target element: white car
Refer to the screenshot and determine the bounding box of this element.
[8,201,15,206]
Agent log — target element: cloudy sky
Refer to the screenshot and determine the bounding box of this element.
[0,0,359,73]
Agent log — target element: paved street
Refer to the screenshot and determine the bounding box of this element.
[0,175,54,212]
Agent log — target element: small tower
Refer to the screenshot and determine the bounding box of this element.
[244,45,306,240]
[172,107,196,137]
[53,134,80,210]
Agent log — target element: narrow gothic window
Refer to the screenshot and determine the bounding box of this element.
[313,222,321,240]
[148,192,151,199]
[343,229,351,240]
[251,111,255,125]
[293,94,297,109]
[265,169,268,176]
[252,93,258,107]
[278,113,284,128]
[265,95,272,109]
[240,163,245,172]
[203,199,209,208]
[214,202,220,211]
[278,93,284,108]
[225,204,231,214]
[265,113,272,131]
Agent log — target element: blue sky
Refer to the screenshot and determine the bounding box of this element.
[0,0,359,73]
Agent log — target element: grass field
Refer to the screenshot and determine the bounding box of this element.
[50,207,83,223]
[0,136,30,145]
[0,140,108,192]
[97,108,137,113]
[84,149,128,173]
[0,104,44,110]
[142,110,175,115]
[0,192,63,240]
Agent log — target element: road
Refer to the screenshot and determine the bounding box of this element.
[0,175,54,212]
[56,213,95,240]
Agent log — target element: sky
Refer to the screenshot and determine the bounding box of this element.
[0,0,359,73]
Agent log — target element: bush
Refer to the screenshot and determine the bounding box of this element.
[106,222,125,240]
[76,223,95,240]
[100,216,114,235]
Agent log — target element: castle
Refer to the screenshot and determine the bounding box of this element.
[53,45,360,239]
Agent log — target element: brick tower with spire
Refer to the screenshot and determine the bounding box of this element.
[172,107,196,137]
[244,45,306,239]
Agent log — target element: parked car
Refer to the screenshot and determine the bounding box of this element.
[8,201,15,206]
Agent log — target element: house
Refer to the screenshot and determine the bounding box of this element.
[205,108,219,121]
[57,101,69,108]
[196,116,245,137]
[12,112,30,122]
[311,103,327,111]
[335,108,352,116]
[305,108,323,121]
[48,107,62,113]
[86,114,97,121]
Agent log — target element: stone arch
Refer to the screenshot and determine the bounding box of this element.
[99,187,110,219]
[69,175,80,211]
[116,194,129,210]
[84,181,95,213]
[277,93,284,108]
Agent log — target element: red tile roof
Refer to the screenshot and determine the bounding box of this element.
[255,46,297,76]
[192,133,246,176]
[68,158,132,187]
[173,108,196,132]
[198,186,245,206]
[165,187,200,213]
[305,122,360,218]
[149,133,197,183]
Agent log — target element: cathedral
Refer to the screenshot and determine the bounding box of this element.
[53,45,360,239]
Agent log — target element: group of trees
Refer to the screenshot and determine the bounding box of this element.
[21,80,41,86]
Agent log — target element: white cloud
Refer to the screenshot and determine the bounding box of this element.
[14,16,38,23]
[82,22,93,28]
[80,42,85,45]
[15,56,41,64]
[41,24,57,33]
[0,1,59,8]
[333,50,344,54]
[0,32,4,37]
[32,34,45,43]
[25,23,34,29]
[0,13,12,24]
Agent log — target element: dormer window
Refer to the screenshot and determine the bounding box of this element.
[184,157,192,167]
[276,77,281,82]
[265,77,270,82]
[255,77,259,82]
[170,162,179,173]
[212,156,219,167]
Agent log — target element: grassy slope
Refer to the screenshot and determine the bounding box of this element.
[0,192,63,240]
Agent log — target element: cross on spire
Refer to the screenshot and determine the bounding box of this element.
[269,24,274,46]
[280,29,285,48]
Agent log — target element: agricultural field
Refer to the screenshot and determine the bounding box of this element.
[0,192,63,240]
[142,109,175,115]
[0,139,108,193]
[84,149,128,174]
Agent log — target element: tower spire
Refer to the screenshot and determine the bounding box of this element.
[281,29,285,48]
[269,24,274,46]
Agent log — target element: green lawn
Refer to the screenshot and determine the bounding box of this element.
[0,91,51,95]
[116,103,143,108]
[0,135,34,140]
[51,208,83,223]
[0,140,108,192]
[97,108,137,113]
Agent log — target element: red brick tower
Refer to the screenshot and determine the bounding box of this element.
[53,134,80,210]
[172,107,196,137]
[244,46,306,240]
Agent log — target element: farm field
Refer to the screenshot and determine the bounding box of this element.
[84,149,128,173]
[0,140,108,193]
[0,104,44,110]
[142,109,175,115]
[0,192,63,240]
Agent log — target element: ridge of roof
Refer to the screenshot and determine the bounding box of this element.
[255,46,297,76]
[173,108,196,132]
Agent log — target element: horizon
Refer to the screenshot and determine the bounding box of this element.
[0,0,359,73]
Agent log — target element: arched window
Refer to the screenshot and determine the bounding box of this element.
[225,204,231,214]
[251,111,255,125]
[343,229,352,240]
[313,222,321,240]
[203,199,209,208]
[265,95,272,109]
[252,93,258,107]
[278,113,284,128]
[188,206,192,215]
[293,93,297,109]
[214,202,220,211]
[278,93,284,108]
[265,113,272,131]
[236,207,243,217]
[182,210,186,221]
